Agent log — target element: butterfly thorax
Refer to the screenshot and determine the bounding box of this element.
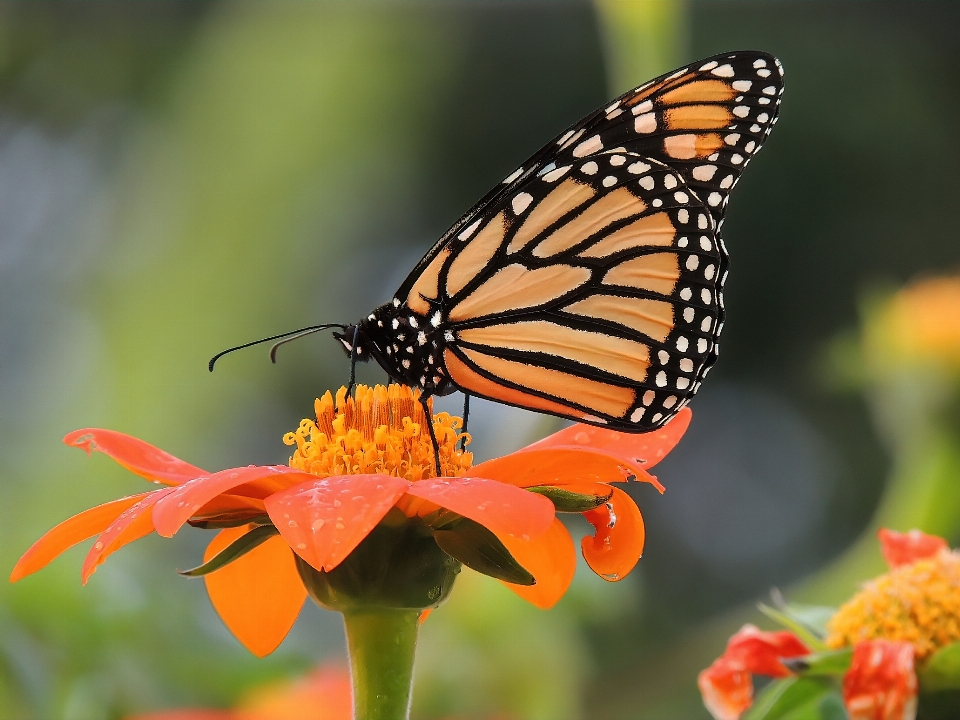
[336,302,455,396]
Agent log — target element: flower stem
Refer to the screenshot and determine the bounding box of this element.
[343,609,420,720]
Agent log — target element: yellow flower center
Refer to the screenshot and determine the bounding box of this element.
[826,550,960,661]
[284,384,472,481]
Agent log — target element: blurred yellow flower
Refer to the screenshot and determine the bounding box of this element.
[866,274,960,371]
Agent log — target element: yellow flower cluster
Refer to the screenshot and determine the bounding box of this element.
[284,384,472,481]
[826,550,960,661]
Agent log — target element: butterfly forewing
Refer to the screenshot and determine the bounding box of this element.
[377,51,781,431]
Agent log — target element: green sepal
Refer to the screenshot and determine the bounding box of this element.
[758,599,834,651]
[187,512,271,529]
[742,676,838,720]
[919,641,960,692]
[527,485,612,513]
[783,648,852,678]
[433,517,535,586]
[178,524,279,577]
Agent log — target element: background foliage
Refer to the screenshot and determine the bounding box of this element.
[1,2,958,718]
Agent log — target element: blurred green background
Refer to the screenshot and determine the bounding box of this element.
[2,1,959,718]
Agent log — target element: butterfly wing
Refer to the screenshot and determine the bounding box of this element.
[392,51,782,430]
[396,50,783,304]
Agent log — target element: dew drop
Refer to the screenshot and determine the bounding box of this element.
[297,542,307,550]
[333,500,342,508]
[335,523,345,530]
[311,519,325,532]
[94,542,103,550]
[288,520,298,528]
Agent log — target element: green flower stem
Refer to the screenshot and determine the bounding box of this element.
[343,609,420,720]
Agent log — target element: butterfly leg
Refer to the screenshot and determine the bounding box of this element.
[460,394,470,451]
[419,393,443,477]
[346,325,361,397]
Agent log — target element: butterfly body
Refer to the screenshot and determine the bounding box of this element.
[337,50,784,431]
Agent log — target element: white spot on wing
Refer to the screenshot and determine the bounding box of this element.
[512,193,533,215]
[693,165,717,181]
[573,135,603,157]
[628,161,651,175]
[542,165,571,183]
[634,113,657,133]
[711,64,735,78]
[503,167,523,184]
[581,161,599,175]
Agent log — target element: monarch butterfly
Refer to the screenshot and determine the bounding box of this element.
[212,50,783,452]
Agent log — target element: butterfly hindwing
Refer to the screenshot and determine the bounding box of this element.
[437,155,723,431]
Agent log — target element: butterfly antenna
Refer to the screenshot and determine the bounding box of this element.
[209,323,347,372]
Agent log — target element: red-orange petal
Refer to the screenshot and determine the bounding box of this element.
[520,407,691,470]
[405,477,554,540]
[581,485,645,581]
[498,518,576,609]
[722,624,810,678]
[234,664,353,720]
[126,711,233,720]
[10,493,153,582]
[843,640,917,720]
[63,429,207,486]
[202,526,307,658]
[878,528,948,569]
[81,487,177,583]
[152,466,312,538]
[264,474,411,572]
[472,448,662,491]
[699,657,753,720]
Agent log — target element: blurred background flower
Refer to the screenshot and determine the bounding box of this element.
[1,1,958,719]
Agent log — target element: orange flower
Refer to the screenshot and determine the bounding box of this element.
[697,625,810,720]
[843,641,918,720]
[11,384,689,656]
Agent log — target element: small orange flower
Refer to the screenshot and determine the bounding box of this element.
[11,384,690,656]
[700,529,956,720]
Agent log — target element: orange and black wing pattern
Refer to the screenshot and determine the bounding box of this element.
[391,51,783,431]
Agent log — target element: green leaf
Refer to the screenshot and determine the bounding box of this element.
[783,648,852,678]
[919,641,960,692]
[527,485,612,513]
[433,518,535,586]
[187,512,271,529]
[178,524,279,577]
[758,602,833,651]
[743,676,835,720]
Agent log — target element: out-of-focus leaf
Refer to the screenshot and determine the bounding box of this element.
[783,648,853,678]
[919,641,960,691]
[758,601,833,651]
[743,676,835,720]
[178,524,279,577]
[433,518,535,586]
[527,485,611,513]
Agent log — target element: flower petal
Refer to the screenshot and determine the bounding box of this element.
[843,640,918,720]
[152,466,311,538]
[235,665,353,719]
[64,429,207,486]
[723,624,810,677]
[581,485,645,581]
[519,407,691,470]
[472,448,662,491]
[81,487,178,583]
[10,493,152,582]
[202,526,307,658]
[405,477,554,540]
[264,474,411,572]
[497,518,576,609]
[126,711,233,720]
[878,528,948,569]
[698,657,752,720]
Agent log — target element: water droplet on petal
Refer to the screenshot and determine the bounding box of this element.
[311,519,325,532]
[335,522,345,530]
[333,500,341,508]
[297,542,307,550]
[94,542,103,550]
[288,520,298,528]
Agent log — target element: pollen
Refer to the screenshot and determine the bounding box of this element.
[826,549,960,661]
[284,384,472,481]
